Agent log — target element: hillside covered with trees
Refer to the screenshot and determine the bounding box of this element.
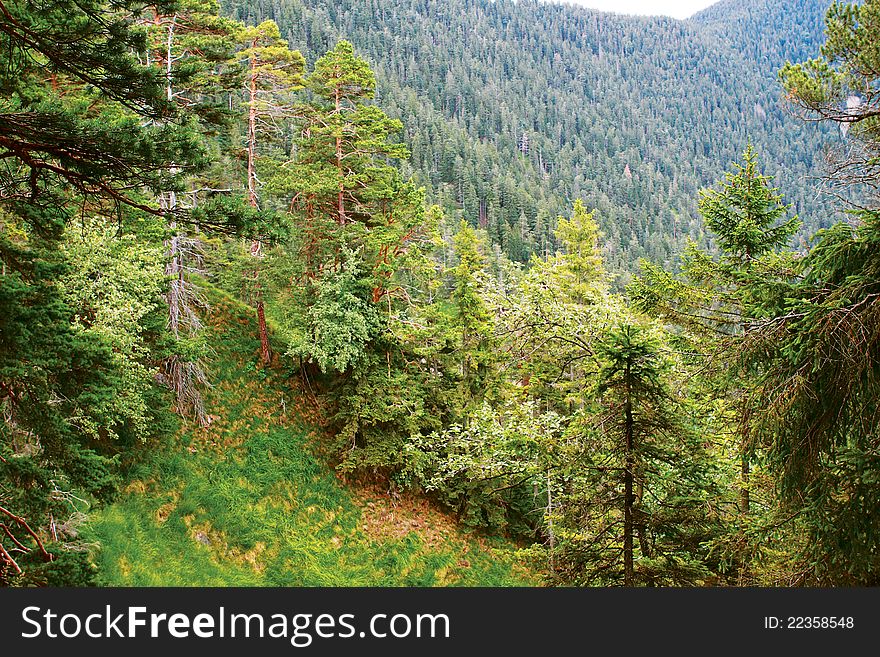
[2,0,880,588]
[221,0,840,282]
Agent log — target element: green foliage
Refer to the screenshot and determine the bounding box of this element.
[633,144,800,333]
[283,248,382,373]
[59,218,166,441]
[273,39,408,230]
[240,19,306,94]
[740,210,880,583]
[698,144,800,265]
[406,400,562,534]
[449,221,494,399]
[84,287,533,586]
[550,199,606,302]
[500,199,618,415]
[0,0,210,585]
[722,0,880,584]
[780,0,880,203]
[8,0,880,591]
[0,230,119,584]
[239,18,305,210]
[225,0,837,280]
[0,0,209,235]
[550,322,722,586]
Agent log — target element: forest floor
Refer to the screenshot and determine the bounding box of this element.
[84,286,537,586]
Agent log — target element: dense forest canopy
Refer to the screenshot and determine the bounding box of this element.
[221,0,839,284]
[2,0,880,587]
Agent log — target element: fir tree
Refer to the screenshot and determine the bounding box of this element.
[553,322,719,586]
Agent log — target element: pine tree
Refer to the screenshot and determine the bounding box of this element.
[780,0,880,206]
[239,19,305,364]
[0,1,203,234]
[273,40,424,372]
[280,40,408,232]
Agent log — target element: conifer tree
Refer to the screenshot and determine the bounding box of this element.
[696,144,799,514]
[740,0,880,583]
[780,0,880,205]
[0,0,203,584]
[450,221,492,397]
[553,322,719,586]
[503,199,611,415]
[274,40,424,373]
[239,19,304,363]
[139,0,239,422]
[698,144,800,268]
[633,144,799,517]
[280,40,408,235]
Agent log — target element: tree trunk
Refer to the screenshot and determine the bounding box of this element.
[635,471,650,581]
[335,81,345,225]
[739,451,750,515]
[624,364,634,587]
[247,50,259,209]
[247,51,270,363]
[257,298,271,365]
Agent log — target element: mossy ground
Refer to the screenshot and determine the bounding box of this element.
[85,287,536,586]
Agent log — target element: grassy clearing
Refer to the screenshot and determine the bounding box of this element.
[85,287,536,586]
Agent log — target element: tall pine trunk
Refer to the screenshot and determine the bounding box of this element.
[335,82,345,225]
[247,50,271,365]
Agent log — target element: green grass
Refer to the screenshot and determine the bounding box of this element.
[85,286,536,586]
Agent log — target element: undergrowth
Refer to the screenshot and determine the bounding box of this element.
[84,286,535,586]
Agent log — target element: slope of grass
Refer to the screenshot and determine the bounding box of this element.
[85,287,536,586]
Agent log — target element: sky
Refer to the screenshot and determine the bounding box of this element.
[561,0,719,20]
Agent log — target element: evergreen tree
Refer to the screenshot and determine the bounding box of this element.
[240,19,305,363]
[223,0,837,281]
[1,0,202,584]
[738,0,880,583]
[553,322,719,586]
[780,0,880,205]
[698,143,800,267]
[633,144,799,520]
[273,40,422,373]
[139,0,240,422]
[450,221,493,400]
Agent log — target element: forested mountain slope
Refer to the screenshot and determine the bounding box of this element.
[693,0,831,66]
[5,0,879,590]
[221,0,838,281]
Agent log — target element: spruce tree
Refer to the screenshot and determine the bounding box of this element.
[450,221,493,398]
[553,322,719,586]
[633,144,799,518]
